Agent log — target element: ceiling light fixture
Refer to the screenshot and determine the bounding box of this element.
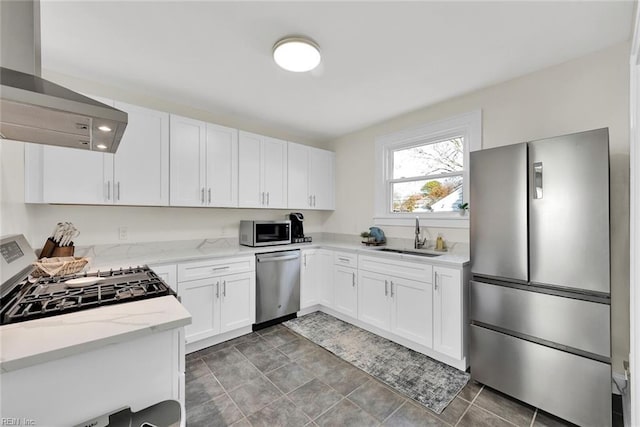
[98,125,112,132]
[273,36,321,72]
[96,143,108,150]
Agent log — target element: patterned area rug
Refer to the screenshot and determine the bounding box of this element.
[284,311,469,414]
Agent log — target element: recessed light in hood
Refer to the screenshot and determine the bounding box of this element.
[0,0,127,153]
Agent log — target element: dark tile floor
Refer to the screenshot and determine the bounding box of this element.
[185,325,623,427]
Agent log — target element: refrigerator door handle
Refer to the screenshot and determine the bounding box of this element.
[533,162,543,199]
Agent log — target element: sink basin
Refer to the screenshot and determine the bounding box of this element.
[378,248,441,257]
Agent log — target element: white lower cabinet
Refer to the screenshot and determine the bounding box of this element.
[301,249,333,308]
[433,266,463,359]
[179,277,220,343]
[357,270,391,330]
[149,264,177,292]
[390,275,433,347]
[333,264,358,318]
[357,268,433,347]
[354,254,468,369]
[177,257,255,345]
[219,272,254,333]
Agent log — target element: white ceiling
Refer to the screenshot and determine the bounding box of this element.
[40,1,635,142]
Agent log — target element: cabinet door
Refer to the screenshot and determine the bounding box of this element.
[205,124,238,207]
[390,276,433,348]
[220,272,255,333]
[149,264,177,292]
[238,131,263,208]
[433,266,462,358]
[287,142,310,209]
[178,277,220,343]
[309,148,335,210]
[357,270,390,331]
[113,102,169,206]
[40,144,112,204]
[317,250,334,307]
[333,265,358,318]
[169,115,206,207]
[300,250,318,308]
[262,136,287,208]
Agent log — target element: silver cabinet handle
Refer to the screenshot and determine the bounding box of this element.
[533,162,543,199]
[352,272,356,287]
[385,279,388,296]
[208,188,212,204]
[211,266,230,271]
[338,257,349,262]
[390,281,394,297]
[216,281,220,298]
[106,180,111,201]
[309,195,313,207]
[261,192,265,205]
[313,195,316,207]
[201,188,205,204]
[267,192,270,206]
[116,182,121,201]
[434,272,439,291]
[304,254,307,267]
[223,280,226,297]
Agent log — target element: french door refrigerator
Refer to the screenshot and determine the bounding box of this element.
[470,128,611,427]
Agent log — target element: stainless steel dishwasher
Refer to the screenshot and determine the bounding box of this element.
[255,250,301,325]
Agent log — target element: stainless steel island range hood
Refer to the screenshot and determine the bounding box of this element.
[0,0,127,153]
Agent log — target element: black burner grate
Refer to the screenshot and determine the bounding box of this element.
[2,266,175,325]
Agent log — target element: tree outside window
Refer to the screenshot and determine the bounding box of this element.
[390,137,464,213]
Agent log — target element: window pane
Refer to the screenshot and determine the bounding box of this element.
[391,176,463,213]
[393,137,463,179]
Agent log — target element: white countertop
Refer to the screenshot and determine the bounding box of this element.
[77,238,469,271]
[0,296,191,373]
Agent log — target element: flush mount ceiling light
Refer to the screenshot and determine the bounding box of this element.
[97,125,112,132]
[273,37,321,72]
[96,143,108,150]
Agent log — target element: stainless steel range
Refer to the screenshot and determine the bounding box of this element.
[0,235,175,325]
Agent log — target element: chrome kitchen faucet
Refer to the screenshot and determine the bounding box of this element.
[415,217,426,249]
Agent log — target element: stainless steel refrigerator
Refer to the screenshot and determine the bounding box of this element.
[470,128,611,427]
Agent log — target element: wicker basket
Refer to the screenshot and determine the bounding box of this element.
[32,257,89,278]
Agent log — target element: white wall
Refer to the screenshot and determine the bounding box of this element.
[0,70,332,246]
[325,42,631,372]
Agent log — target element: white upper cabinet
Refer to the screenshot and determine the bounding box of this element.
[308,147,335,210]
[25,144,113,204]
[206,124,238,207]
[113,101,169,206]
[287,142,310,209]
[169,115,206,207]
[238,131,287,208]
[169,115,238,207]
[287,142,335,210]
[25,98,169,206]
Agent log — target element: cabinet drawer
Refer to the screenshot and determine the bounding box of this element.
[333,251,357,268]
[358,255,432,283]
[178,256,254,282]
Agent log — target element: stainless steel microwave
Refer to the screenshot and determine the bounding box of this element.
[239,220,291,247]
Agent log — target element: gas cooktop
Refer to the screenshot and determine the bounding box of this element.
[1,266,175,325]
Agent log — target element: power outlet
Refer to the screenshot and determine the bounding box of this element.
[118,226,128,240]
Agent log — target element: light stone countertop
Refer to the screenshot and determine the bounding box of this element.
[0,235,466,373]
[0,296,191,373]
[77,237,469,271]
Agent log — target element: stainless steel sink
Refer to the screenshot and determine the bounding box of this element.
[378,248,441,257]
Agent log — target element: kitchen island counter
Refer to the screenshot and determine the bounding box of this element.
[0,295,191,373]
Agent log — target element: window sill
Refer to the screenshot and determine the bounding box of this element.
[373,215,469,228]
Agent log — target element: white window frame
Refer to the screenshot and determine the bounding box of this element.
[374,110,482,228]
